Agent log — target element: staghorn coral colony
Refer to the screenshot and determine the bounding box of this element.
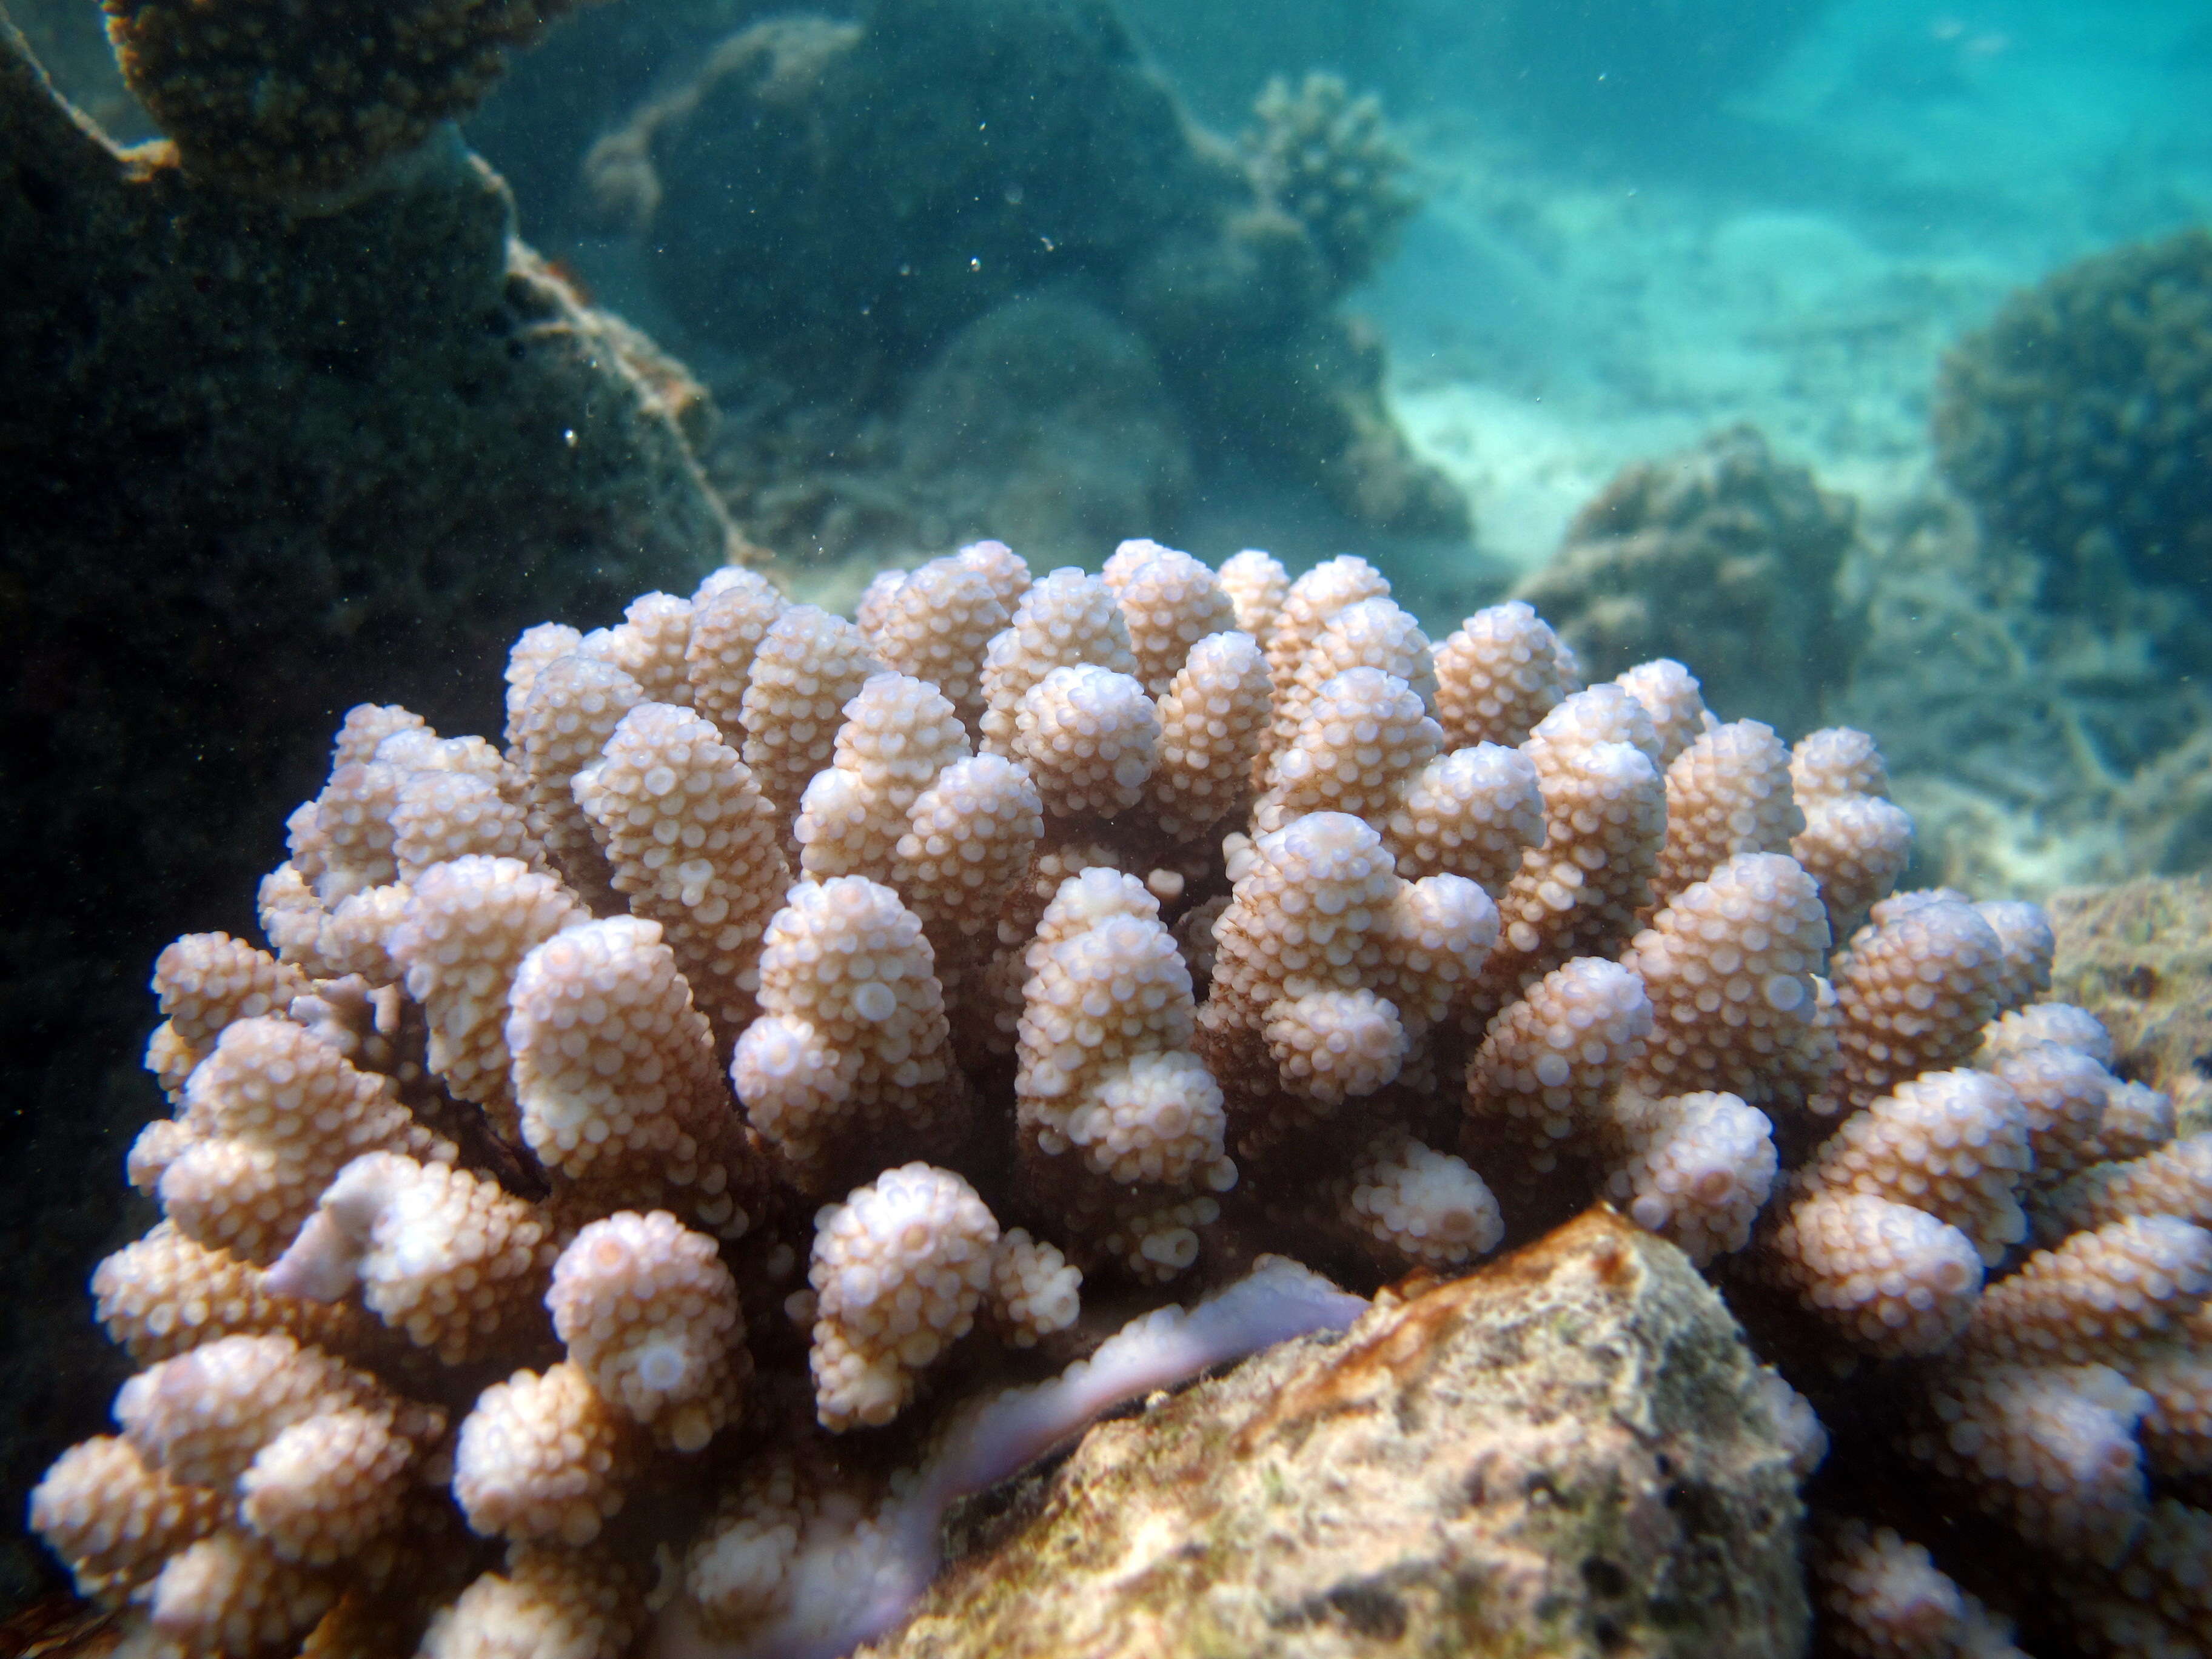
[26,541,2212,1658]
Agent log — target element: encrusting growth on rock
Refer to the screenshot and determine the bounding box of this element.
[102,0,608,196]
[30,538,2212,1658]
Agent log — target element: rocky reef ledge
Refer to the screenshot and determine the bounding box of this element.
[869,1207,1807,1659]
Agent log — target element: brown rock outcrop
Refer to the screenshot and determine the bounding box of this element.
[868,1208,1809,1659]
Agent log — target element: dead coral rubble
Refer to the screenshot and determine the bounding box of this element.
[25,539,2212,1658]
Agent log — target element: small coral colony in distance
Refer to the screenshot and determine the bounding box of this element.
[2,0,2210,1656]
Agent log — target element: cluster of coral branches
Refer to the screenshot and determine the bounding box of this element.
[28,541,2212,1657]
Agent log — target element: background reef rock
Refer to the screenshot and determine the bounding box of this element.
[580,0,1465,568]
[871,1211,1807,1659]
[1515,425,1866,739]
[0,0,1469,583]
[2051,873,2212,1138]
[699,290,1199,575]
[893,295,1195,555]
[589,1,1241,377]
[1896,227,2212,897]
[2,0,136,138]
[1935,226,2212,613]
[1828,481,2212,899]
[0,16,738,1604]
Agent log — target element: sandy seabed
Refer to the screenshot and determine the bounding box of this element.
[1374,0,2212,577]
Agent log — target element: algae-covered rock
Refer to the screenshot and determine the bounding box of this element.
[594,0,1235,379]
[1,15,742,1021]
[2051,873,2212,1136]
[867,1209,1808,1659]
[0,19,740,1604]
[1517,426,1864,739]
[1,20,740,900]
[1935,227,2212,610]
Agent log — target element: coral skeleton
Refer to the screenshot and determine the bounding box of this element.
[32,540,2212,1658]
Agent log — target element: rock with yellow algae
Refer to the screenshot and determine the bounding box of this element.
[862,1209,1807,1659]
[2051,872,2212,1136]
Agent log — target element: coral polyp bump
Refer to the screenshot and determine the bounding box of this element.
[29,543,2212,1658]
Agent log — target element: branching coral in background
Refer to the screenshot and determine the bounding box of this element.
[1242,71,1419,298]
[25,537,2212,1659]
